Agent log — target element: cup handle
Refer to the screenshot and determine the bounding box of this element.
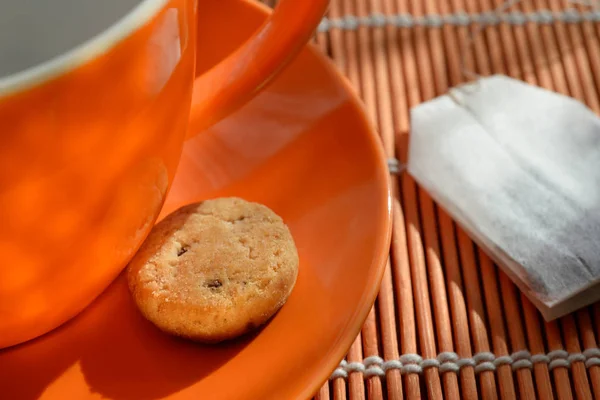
[186,0,329,137]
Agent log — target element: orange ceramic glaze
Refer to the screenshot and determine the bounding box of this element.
[0,0,391,398]
[0,0,328,349]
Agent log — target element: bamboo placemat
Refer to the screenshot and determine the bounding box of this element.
[262,0,600,398]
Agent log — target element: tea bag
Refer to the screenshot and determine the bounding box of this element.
[408,75,600,320]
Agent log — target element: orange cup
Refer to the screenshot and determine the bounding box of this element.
[0,0,329,349]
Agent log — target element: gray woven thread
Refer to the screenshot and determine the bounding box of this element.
[387,158,404,175]
[317,9,600,33]
[330,348,600,379]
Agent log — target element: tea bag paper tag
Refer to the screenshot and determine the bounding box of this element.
[408,74,600,320]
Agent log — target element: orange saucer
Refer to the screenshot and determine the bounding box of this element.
[0,1,391,399]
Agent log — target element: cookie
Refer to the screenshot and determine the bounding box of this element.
[127,197,299,343]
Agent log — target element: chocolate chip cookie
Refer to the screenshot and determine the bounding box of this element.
[127,197,299,343]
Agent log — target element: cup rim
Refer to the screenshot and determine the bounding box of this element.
[0,0,168,98]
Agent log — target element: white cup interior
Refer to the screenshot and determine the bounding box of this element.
[0,0,145,78]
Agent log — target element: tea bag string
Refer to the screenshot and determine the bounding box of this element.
[570,0,600,8]
[460,0,523,82]
[455,0,600,99]
[316,2,600,91]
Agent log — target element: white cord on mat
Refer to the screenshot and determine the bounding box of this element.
[387,158,404,175]
[330,347,600,379]
[317,0,600,81]
[317,9,600,33]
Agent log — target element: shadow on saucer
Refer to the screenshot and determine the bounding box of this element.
[0,272,251,400]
